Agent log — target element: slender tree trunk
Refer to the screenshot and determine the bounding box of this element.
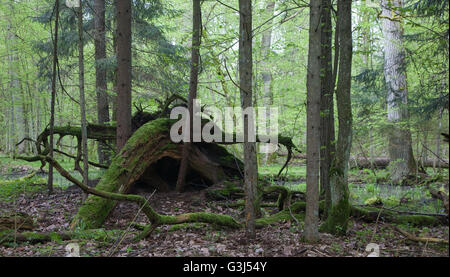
[260,1,275,162]
[176,0,202,192]
[116,0,132,151]
[319,0,336,219]
[321,0,352,235]
[111,0,118,123]
[48,0,60,194]
[5,5,26,155]
[8,81,16,156]
[94,0,111,165]
[304,0,321,243]
[381,0,417,184]
[77,2,89,186]
[239,0,258,239]
[435,96,443,171]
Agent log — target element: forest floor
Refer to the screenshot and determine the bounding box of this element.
[0,159,448,257]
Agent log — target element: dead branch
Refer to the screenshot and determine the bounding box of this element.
[391,225,449,244]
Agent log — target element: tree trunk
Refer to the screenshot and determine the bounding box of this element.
[304,0,321,243]
[48,0,60,195]
[94,0,111,165]
[78,2,89,186]
[5,4,26,155]
[239,0,258,239]
[176,0,202,192]
[260,1,275,162]
[321,0,353,236]
[319,0,336,219]
[116,0,132,151]
[381,0,417,184]
[435,104,443,171]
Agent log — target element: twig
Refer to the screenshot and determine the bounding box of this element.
[390,225,449,244]
[421,143,449,165]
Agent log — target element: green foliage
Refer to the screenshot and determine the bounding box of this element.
[0,175,46,202]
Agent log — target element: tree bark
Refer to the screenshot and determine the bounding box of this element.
[305,0,321,243]
[77,1,89,186]
[5,3,27,155]
[176,0,202,192]
[94,0,111,165]
[381,0,417,184]
[48,0,60,194]
[116,0,132,151]
[319,0,336,219]
[239,0,258,239]
[321,0,353,236]
[260,1,275,162]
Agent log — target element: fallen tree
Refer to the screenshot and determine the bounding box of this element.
[25,154,241,239]
[68,118,247,229]
[348,157,449,170]
[65,117,299,229]
[0,212,34,231]
[18,98,299,230]
[278,153,449,169]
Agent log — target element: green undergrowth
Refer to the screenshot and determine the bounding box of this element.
[0,175,47,202]
[0,228,124,247]
[259,165,306,180]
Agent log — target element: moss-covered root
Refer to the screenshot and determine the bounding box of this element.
[167,213,240,227]
[0,230,72,245]
[135,213,241,241]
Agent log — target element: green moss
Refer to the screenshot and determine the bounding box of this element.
[364,196,383,206]
[0,175,48,202]
[320,199,351,235]
[169,223,208,232]
[393,214,440,226]
[255,210,305,228]
[350,206,441,226]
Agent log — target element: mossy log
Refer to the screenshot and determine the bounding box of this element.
[0,229,124,246]
[279,153,449,169]
[35,124,116,156]
[0,212,34,231]
[287,201,447,227]
[18,111,299,232]
[70,118,244,229]
[0,230,73,245]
